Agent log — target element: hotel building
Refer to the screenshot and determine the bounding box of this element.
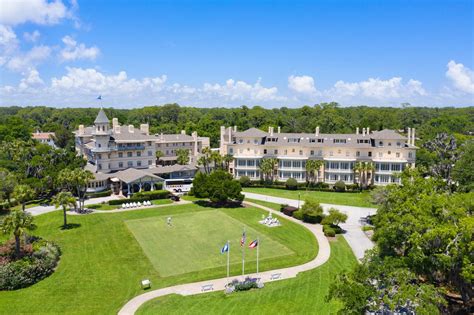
[219,126,417,185]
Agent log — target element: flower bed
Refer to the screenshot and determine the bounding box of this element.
[0,236,61,290]
[225,277,264,294]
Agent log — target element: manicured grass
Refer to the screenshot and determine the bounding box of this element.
[245,198,282,211]
[0,203,316,314]
[244,187,374,207]
[137,236,357,314]
[126,210,292,277]
[88,199,173,211]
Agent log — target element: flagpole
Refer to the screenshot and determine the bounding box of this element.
[257,237,259,276]
[227,240,230,283]
[242,228,245,276]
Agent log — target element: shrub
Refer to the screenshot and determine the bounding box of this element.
[86,190,111,198]
[134,190,170,200]
[0,237,61,290]
[334,180,346,192]
[285,178,298,190]
[321,208,348,226]
[346,183,359,191]
[323,225,336,237]
[301,199,325,223]
[292,210,303,220]
[239,176,251,187]
[154,182,163,190]
[190,170,244,204]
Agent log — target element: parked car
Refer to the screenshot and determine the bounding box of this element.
[170,194,181,202]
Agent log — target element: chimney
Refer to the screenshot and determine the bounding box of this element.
[228,127,232,142]
[112,118,119,128]
[356,127,359,135]
[268,126,272,133]
[233,125,237,132]
[412,128,416,145]
[181,130,186,135]
[407,128,411,145]
[367,127,370,135]
[278,126,281,134]
[192,131,198,156]
[315,126,320,136]
[363,128,366,136]
[128,125,134,133]
[78,125,84,135]
[114,125,121,133]
[140,124,149,135]
[160,133,164,141]
[270,127,274,136]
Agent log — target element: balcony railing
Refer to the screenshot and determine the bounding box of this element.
[117,145,145,151]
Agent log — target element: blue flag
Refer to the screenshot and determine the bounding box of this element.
[221,242,229,254]
[97,95,102,100]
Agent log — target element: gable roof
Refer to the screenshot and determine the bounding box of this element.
[371,129,407,140]
[94,108,110,124]
[234,127,268,138]
[114,168,163,184]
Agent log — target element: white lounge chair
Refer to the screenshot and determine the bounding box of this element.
[121,204,126,209]
[137,201,142,207]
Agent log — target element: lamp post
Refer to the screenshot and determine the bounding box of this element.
[298,192,301,209]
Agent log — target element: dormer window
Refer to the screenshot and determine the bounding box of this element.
[379,141,383,147]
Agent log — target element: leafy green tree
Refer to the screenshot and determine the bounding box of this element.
[190,170,244,204]
[58,168,94,212]
[322,208,348,227]
[155,150,163,166]
[239,175,251,187]
[259,158,278,183]
[52,191,76,228]
[423,133,459,186]
[453,141,474,192]
[13,184,35,211]
[197,147,212,174]
[300,199,324,223]
[0,168,16,205]
[176,149,190,165]
[285,178,298,190]
[0,209,37,257]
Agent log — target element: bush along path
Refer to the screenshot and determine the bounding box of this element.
[118,200,330,315]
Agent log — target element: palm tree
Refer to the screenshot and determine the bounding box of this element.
[0,168,16,206]
[176,149,190,165]
[222,154,234,172]
[52,191,76,228]
[198,147,212,174]
[58,168,94,212]
[305,159,323,186]
[353,162,374,189]
[259,158,278,182]
[13,184,35,211]
[0,209,36,257]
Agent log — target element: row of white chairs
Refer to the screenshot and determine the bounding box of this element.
[121,201,152,209]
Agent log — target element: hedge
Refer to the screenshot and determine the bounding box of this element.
[86,190,111,198]
[247,182,363,193]
[323,225,336,237]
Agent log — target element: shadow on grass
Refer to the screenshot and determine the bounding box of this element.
[60,223,81,230]
[194,200,244,209]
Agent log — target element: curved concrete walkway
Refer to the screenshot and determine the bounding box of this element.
[118,200,330,315]
[244,192,377,260]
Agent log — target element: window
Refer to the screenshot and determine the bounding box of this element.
[299,150,303,155]
[310,150,314,155]
[98,143,101,148]
[254,139,258,144]
[239,139,243,144]
[98,163,102,170]
[388,151,391,155]
[388,142,392,146]
[119,162,123,168]
[137,151,141,157]
[378,152,382,157]
[98,154,102,159]
[284,149,287,155]
[292,148,295,153]
[368,151,372,157]
[108,154,111,159]
[379,141,383,147]
[127,161,133,167]
[148,160,152,165]
[356,151,360,157]
[408,152,413,158]
[137,161,142,167]
[263,149,267,154]
[396,142,401,147]
[283,160,291,168]
[396,152,400,158]
[127,152,132,157]
[148,151,153,156]
[337,150,341,154]
[229,148,233,154]
[274,149,278,154]
[318,150,322,156]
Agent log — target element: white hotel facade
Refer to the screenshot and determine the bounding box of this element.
[219,126,417,185]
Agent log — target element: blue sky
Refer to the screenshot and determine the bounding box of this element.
[0,0,473,107]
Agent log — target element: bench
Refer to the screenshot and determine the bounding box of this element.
[270,273,282,280]
[201,284,214,292]
[141,279,151,289]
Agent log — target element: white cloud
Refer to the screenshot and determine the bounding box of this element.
[0,0,70,26]
[0,24,18,65]
[6,45,52,72]
[288,75,317,95]
[23,30,40,42]
[59,35,100,62]
[446,60,474,94]
[203,78,281,102]
[19,69,44,90]
[328,77,426,100]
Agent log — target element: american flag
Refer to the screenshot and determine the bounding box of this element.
[240,230,246,247]
[249,239,258,249]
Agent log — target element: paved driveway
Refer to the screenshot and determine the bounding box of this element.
[243,192,377,260]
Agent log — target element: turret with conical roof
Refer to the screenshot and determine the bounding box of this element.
[93,108,110,135]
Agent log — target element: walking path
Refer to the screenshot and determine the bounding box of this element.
[27,195,121,216]
[118,200,330,315]
[243,192,377,260]
[75,200,191,214]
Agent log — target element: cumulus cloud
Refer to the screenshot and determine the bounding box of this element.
[446,60,474,94]
[19,69,44,90]
[203,78,282,102]
[6,45,52,72]
[0,0,71,26]
[328,77,426,100]
[59,35,100,61]
[23,30,41,42]
[0,24,19,65]
[288,75,318,95]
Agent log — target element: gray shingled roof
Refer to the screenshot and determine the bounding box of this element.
[234,127,268,137]
[112,126,157,142]
[157,134,194,141]
[148,164,198,174]
[114,168,163,184]
[371,129,407,140]
[94,108,110,124]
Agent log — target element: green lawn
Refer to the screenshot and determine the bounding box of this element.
[0,203,316,314]
[245,198,282,211]
[88,199,173,211]
[137,236,356,315]
[126,210,292,277]
[244,187,374,207]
